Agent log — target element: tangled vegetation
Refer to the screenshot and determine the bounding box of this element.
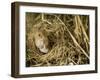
[26,12,89,67]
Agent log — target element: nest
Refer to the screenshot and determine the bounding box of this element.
[26,13,89,67]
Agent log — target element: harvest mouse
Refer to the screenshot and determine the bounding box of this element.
[34,29,49,53]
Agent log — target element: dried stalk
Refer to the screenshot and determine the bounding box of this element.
[54,15,89,59]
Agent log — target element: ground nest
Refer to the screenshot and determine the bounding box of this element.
[26,13,90,67]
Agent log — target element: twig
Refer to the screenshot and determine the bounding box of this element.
[68,58,77,65]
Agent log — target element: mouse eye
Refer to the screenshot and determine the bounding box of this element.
[38,33,43,38]
[38,34,41,36]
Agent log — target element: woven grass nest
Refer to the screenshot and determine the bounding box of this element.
[26,13,89,67]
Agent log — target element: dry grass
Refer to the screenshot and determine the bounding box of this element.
[26,13,89,67]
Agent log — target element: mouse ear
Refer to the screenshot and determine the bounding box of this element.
[32,22,43,32]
